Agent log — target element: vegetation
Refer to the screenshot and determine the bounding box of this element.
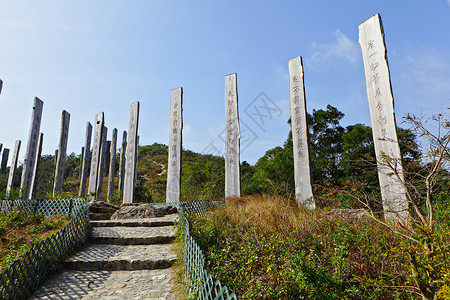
[0,102,448,298]
[132,144,225,203]
[187,111,450,299]
[189,194,449,299]
[0,208,69,272]
[355,113,450,300]
[189,196,413,299]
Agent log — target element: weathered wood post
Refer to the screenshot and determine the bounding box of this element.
[105,141,111,177]
[79,122,92,196]
[29,133,43,199]
[359,14,409,224]
[107,128,118,202]
[53,110,70,197]
[135,135,139,187]
[6,141,21,198]
[224,74,241,198]
[166,88,183,202]
[88,112,104,200]
[1,148,9,174]
[20,97,44,200]
[123,102,139,204]
[96,127,108,200]
[79,147,84,179]
[118,131,127,192]
[288,56,315,209]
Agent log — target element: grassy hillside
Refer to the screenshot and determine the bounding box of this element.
[189,195,450,299]
[0,209,69,272]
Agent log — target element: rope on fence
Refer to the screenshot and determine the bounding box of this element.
[0,199,90,300]
[152,200,236,300]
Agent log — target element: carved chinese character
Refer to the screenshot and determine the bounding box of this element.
[370,62,379,71]
[376,101,383,112]
[381,128,387,139]
[374,87,382,98]
[369,52,378,59]
[377,115,387,125]
[372,73,380,84]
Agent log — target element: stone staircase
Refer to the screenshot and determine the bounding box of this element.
[30,214,179,299]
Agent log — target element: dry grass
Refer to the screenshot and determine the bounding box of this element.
[189,195,415,299]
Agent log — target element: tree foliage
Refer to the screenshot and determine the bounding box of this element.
[241,105,421,206]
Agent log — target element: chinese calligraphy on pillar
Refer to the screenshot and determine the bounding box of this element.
[79,122,92,196]
[88,112,105,199]
[123,101,140,204]
[166,87,183,202]
[288,56,315,209]
[20,97,43,200]
[224,73,241,198]
[359,13,409,224]
[53,110,70,196]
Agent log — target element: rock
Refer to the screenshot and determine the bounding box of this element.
[111,204,160,219]
[164,206,178,215]
[90,201,119,214]
[111,204,177,220]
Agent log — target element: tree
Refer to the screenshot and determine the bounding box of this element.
[340,124,421,190]
[308,105,345,185]
[341,123,377,187]
[33,155,56,199]
[246,145,295,197]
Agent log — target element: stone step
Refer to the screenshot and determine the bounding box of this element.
[89,212,113,220]
[30,269,175,299]
[90,214,178,227]
[90,226,176,245]
[65,244,177,271]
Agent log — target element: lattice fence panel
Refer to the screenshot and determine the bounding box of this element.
[0,199,90,300]
[152,200,236,299]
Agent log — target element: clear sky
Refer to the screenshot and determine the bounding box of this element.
[0,1,449,166]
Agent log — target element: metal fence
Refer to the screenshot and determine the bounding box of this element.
[153,200,237,300]
[0,199,90,300]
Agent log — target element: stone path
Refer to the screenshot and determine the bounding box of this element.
[30,214,179,299]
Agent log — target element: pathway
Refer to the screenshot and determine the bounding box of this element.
[30,214,179,299]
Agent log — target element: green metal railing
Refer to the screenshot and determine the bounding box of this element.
[0,199,90,300]
[153,200,236,300]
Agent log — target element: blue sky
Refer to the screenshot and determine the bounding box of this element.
[0,1,449,166]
